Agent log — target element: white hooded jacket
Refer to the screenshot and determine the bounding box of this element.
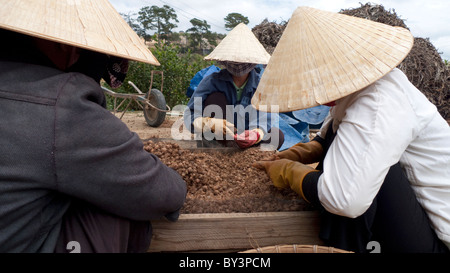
[317,68,450,249]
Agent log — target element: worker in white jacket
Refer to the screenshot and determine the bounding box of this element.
[252,7,450,253]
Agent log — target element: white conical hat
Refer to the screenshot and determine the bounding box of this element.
[252,6,414,112]
[0,0,160,65]
[205,23,271,64]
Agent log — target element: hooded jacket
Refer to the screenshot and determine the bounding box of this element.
[311,68,450,249]
[0,59,186,252]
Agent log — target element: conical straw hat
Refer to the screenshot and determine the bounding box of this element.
[205,23,271,64]
[252,6,414,112]
[0,0,160,65]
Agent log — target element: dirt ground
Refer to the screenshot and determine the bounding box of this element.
[143,140,310,214]
[117,111,188,140]
[118,111,310,214]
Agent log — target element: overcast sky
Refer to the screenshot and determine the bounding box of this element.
[109,0,450,60]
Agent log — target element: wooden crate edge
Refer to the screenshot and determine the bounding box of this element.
[148,210,322,252]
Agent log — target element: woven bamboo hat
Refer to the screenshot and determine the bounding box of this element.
[0,0,159,65]
[205,23,271,64]
[252,6,414,112]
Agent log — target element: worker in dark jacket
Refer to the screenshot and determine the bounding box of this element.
[0,0,186,253]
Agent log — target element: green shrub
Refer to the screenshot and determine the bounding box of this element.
[104,41,215,111]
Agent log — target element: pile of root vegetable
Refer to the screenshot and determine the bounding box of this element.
[252,3,450,120]
[143,140,311,214]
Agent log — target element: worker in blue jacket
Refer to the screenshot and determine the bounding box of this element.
[184,23,284,150]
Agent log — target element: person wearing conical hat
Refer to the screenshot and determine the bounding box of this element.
[183,23,284,149]
[254,7,450,253]
[0,0,186,253]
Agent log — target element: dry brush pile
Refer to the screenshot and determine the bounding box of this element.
[341,3,449,120]
[251,19,288,55]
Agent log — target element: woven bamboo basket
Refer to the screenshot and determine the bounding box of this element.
[240,244,353,253]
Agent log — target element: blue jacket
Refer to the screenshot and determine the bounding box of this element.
[184,68,273,134]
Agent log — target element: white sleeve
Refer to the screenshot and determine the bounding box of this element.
[317,76,418,218]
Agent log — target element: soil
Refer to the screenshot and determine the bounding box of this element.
[143,141,311,214]
[118,112,184,139]
[120,112,312,214]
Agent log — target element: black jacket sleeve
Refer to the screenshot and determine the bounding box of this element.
[302,171,322,208]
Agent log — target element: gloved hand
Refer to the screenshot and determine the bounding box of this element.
[253,159,318,201]
[263,141,323,164]
[193,117,236,140]
[234,128,264,149]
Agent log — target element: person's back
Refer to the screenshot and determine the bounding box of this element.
[0,52,187,252]
[0,0,187,252]
[0,60,71,252]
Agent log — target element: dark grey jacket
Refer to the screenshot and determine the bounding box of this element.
[0,61,187,252]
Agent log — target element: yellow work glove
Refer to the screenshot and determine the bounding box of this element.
[193,117,236,140]
[275,140,323,164]
[253,159,318,202]
[253,128,265,143]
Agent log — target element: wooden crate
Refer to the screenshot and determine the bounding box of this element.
[148,211,322,252]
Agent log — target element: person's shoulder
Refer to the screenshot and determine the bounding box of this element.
[248,68,263,86]
[1,60,96,90]
[0,60,76,99]
[209,68,230,80]
[198,69,230,87]
[0,60,62,80]
[62,71,103,94]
